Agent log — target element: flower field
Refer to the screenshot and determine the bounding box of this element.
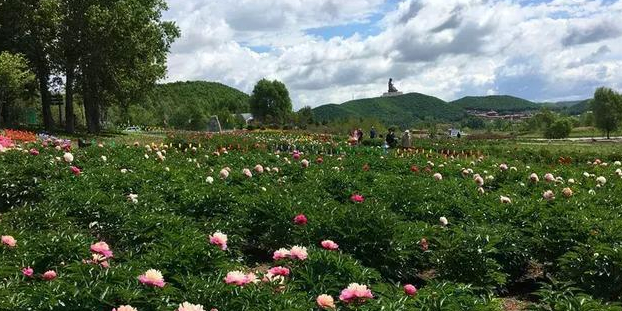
[1,132,622,310]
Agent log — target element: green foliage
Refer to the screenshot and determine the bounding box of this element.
[313,93,465,128]
[0,51,35,125]
[592,87,622,139]
[250,79,293,124]
[544,118,573,139]
[451,95,539,112]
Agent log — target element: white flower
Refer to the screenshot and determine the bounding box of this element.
[542,190,555,201]
[121,169,128,174]
[178,301,205,311]
[127,194,138,204]
[583,172,590,178]
[63,152,74,163]
[500,196,512,204]
[206,176,214,184]
[568,179,575,184]
[433,173,443,181]
[439,217,448,226]
[596,176,607,185]
[614,161,621,166]
[101,156,107,162]
[164,167,170,172]
[144,154,149,159]
[589,189,596,195]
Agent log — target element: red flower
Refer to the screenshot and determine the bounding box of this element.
[362,164,370,171]
[350,194,365,203]
[410,165,419,173]
[293,214,308,225]
[316,157,324,164]
[70,166,82,176]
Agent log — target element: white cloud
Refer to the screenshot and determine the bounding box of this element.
[162,0,622,109]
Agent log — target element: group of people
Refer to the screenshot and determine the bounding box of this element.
[349,126,412,149]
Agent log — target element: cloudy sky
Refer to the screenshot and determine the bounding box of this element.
[162,0,622,110]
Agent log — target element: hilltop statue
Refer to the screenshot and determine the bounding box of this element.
[388,78,399,93]
[383,78,403,97]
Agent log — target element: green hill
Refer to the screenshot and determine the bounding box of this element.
[451,95,539,112]
[313,93,465,127]
[123,81,250,129]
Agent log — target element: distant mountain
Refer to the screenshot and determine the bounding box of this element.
[450,95,540,112]
[562,99,591,115]
[312,92,465,127]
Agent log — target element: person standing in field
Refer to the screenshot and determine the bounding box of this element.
[357,128,364,144]
[402,130,412,150]
[370,127,376,139]
[386,128,397,148]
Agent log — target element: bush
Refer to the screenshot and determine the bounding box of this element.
[544,118,573,139]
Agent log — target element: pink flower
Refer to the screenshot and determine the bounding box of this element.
[404,284,418,296]
[350,194,365,203]
[112,306,138,311]
[316,158,324,164]
[321,240,339,251]
[209,232,228,250]
[30,148,39,156]
[273,248,290,260]
[178,302,205,311]
[219,169,229,179]
[292,152,301,160]
[293,214,308,225]
[268,266,290,276]
[419,238,429,251]
[22,267,34,277]
[301,159,309,168]
[42,270,57,281]
[224,271,256,286]
[474,176,484,187]
[499,164,508,171]
[138,269,165,287]
[90,241,114,258]
[530,173,539,183]
[70,166,81,176]
[242,168,252,178]
[544,173,555,182]
[289,246,308,260]
[316,294,336,309]
[254,164,264,174]
[562,187,573,197]
[339,283,373,304]
[1,235,16,247]
[543,190,555,201]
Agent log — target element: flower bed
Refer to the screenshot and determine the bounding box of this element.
[1,133,621,310]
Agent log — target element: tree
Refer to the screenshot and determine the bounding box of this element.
[249,79,292,124]
[544,118,573,139]
[592,87,622,139]
[0,52,35,126]
[297,106,314,125]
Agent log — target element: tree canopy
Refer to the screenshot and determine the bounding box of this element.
[592,87,622,139]
[0,52,35,126]
[249,79,292,124]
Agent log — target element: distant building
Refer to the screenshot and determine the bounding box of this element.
[236,113,254,125]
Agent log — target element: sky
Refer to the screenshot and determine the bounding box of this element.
[162,0,622,110]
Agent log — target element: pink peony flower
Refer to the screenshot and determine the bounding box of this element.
[293,214,308,225]
[273,248,290,260]
[530,173,539,183]
[292,152,301,160]
[242,168,252,178]
[138,269,165,287]
[544,173,555,182]
[22,267,34,277]
[268,266,290,276]
[112,306,138,311]
[209,232,228,250]
[30,148,39,156]
[562,187,573,197]
[178,302,204,311]
[339,283,373,304]
[219,169,229,179]
[224,270,255,286]
[1,235,16,247]
[42,270,57,281]
[404,284,418,296]
[90,241,114,258]
[316,294,336,309]
[70,166,81,176]
[289,246,308,260]
[433,173,443,181]
[301,159,309,168]
[350,194,365,203]
[543,190,555,201]
[321,240,339,251]
[474,175,484,187]
[316,157,324,164]
[254,164,264,174]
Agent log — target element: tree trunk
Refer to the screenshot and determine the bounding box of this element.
[37,69,54,131]
[0,101,9,126]
[83,82,101,133]
[65,62,75,133]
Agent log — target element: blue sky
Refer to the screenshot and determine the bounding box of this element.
[164,0,622,109]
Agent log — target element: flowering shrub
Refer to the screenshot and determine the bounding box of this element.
[1,133,622,309]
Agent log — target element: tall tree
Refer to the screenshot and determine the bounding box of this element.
[0,52,36,126]
[0,0,59,131]
[249,79,292,124]
[592,87,622,139]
